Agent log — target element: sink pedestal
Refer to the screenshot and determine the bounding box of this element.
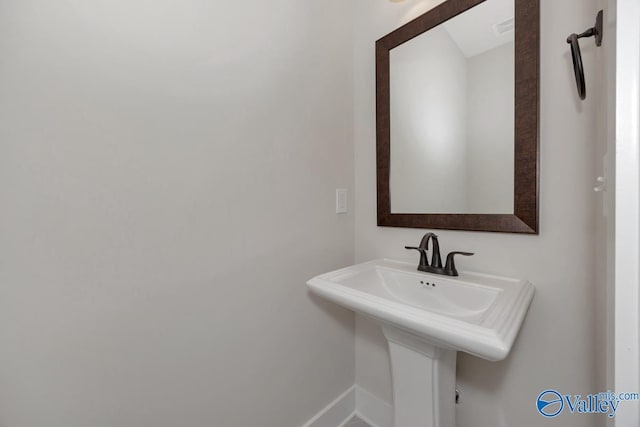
[382,325,457,427]
[308,259,535,425]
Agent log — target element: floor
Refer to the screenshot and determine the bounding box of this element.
[345,415,371,427]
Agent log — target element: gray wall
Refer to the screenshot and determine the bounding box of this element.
[466,42,515,214]
[0,1,355,426]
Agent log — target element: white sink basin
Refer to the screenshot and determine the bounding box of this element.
[308,259,534,427]
[308,259,534,361]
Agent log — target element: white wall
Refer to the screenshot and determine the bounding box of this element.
[466,43,515,214]
[390,27,469,213]
[354,1,602,426]
[0,1,355,426]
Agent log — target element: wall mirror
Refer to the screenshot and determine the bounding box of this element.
[376,0,539,233]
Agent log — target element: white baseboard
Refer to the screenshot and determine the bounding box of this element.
[302,386,356,427]
[355,386,393,427]
[301,385,392,427]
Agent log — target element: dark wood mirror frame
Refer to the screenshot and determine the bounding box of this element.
[376,0,539,234]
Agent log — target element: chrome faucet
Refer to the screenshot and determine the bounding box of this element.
[405,233,474,277]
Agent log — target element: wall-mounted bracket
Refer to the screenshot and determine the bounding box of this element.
[567,10,604,100]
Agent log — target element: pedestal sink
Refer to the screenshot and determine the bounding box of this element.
[307,259,534,427]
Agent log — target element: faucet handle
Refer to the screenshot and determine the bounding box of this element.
[405,246,429,270]
[444,252,474,277]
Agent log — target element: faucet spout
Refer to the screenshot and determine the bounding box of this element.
[418,232,435,250]
[425,234,443,271]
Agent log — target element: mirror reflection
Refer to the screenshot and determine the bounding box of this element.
[390,0,515,214]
